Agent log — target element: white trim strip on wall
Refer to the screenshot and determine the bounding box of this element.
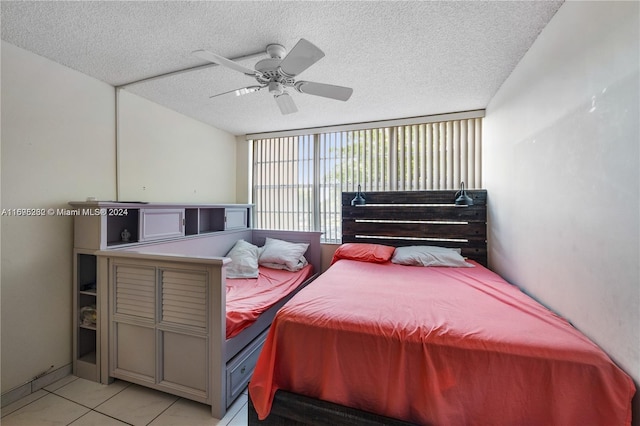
[115,87,121,200]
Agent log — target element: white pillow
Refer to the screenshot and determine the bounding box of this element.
[391,245,474,268]
[261,256,309,272]
[225,239,261,278]
[259,237,309,271]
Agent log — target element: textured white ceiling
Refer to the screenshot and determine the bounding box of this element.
[1,1,563,135]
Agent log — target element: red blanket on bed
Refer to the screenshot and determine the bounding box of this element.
[225,264,313,338]
[249,259,635,425]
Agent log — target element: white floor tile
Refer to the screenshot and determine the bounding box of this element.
[43,374,78,392]
[2,378,251,426]
[226,394,248,419]
[226,401,248,426]
[147,398,221,426]
[52,377,129,408]
[148,394,248,426]
[1,393,90,426]
[69,410,130,426]
[94,384,179,426]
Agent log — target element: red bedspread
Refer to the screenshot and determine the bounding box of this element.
[249,259,635,425]
[225,264,313,339]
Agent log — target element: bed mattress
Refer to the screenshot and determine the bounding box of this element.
[226,264,313,339]
[249,259,634,425]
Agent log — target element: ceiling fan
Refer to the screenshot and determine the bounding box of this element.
[192,39,353,115]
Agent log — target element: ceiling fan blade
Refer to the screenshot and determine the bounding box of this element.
[274,93,298,115]
[278,39,325,77]
[192,49,258,76]
[295,81,353,101]
[209,85,264,99]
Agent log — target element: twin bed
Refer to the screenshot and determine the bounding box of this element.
[95,228,322,418]
[247,190,635,425]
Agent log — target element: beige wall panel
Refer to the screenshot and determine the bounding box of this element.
[1,41,116,393]
[118,91,237,204]
[483,1,639,411]
[235,135,251,204]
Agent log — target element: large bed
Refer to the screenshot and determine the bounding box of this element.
[95,228,321,419]
[247,190,635,425]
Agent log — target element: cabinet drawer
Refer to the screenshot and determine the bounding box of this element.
[225,208,248,230]
[139,209,185,241]
[226,332,267,404]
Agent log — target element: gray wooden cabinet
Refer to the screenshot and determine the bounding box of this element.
[69,201,252,383]
[109,258,212,399]
[95,229,321,418]
[139,208,185,241]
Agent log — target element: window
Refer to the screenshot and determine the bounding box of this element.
[251,112,483,243]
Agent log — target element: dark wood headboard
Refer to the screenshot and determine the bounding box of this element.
[341,190,487,266]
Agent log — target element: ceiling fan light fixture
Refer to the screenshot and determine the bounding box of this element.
[274,92,298,115]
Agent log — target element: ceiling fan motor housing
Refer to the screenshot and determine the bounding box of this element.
[266,44,286,59]
[255,57,295,86]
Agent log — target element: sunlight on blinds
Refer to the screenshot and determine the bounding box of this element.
[252,117,482,242]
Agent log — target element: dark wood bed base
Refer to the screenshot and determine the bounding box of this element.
[248,391,417,426]
[248,190,487,425]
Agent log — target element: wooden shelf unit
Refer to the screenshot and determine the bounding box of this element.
[69,201,252,383]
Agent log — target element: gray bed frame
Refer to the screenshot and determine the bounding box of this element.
[96,228,322,419]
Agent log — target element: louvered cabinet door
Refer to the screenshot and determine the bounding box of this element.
[160,270,207,329]
[111,264,157,383]
[110,260,213,401]
[158,269,209,398]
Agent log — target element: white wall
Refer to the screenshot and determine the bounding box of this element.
[1,41,117,393]
[1,42,240,395]
[484,0,639,414]
[118,90,237,203]
[235,135,251,204]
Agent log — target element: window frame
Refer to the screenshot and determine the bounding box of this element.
[249,110,484,243]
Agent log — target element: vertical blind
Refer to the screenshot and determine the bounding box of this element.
[252,116,482,243]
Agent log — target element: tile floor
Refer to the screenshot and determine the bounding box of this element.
[1,375,249,426]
